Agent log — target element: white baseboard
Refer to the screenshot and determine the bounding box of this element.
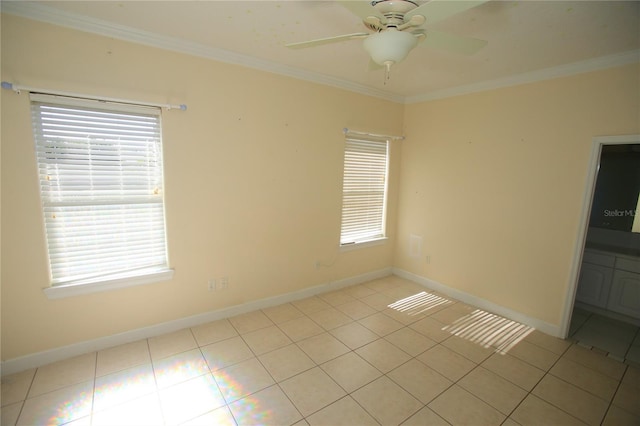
[1,267,392,376]
[392,268,561,337]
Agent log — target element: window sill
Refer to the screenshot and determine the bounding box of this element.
[340,237,388,252]
[43,268,175,300]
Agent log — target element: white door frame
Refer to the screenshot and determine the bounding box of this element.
[559,134,640,338]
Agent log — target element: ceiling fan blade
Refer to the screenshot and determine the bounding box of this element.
[286,33,368,49]
[406,0,489,25]
[337,1,385,22]
[421,30,487,55]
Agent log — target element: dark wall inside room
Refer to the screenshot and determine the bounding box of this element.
[590,144,640,232]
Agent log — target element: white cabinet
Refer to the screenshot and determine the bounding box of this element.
[582,250,616,268]
[576,263,613,308]
[578,249,640,319]
[607,258,640,318]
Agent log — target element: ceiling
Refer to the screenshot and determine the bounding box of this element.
[3,1,640,103]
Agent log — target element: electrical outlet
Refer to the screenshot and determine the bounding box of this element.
[208,279,216,291]
[219,276,229,290]
[425,255,431,264]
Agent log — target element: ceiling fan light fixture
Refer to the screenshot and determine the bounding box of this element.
[363,28,418,66]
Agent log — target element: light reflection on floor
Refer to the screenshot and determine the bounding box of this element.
[153,351,208,389]
[46,387,93,425]
[214,368,270,425]
[92,393,162,426]
[388,290,534,355]
[40,356,269,425]
[93,364,156,413]
[158,373,226,425]
[442,309,534,354]
[388,291,452,316]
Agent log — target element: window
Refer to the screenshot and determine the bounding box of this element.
[340,135,390,246]
[30,94,171,293]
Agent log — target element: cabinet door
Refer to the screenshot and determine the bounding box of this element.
[576,263,613,307]
[607,270,640,318]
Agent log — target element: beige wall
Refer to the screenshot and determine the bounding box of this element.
[2,12,639,363]
[395,63,640,327]
[0,15,404,360]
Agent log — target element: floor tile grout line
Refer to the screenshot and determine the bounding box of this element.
[283,366,349,422]
[599,362,629,426]
[328,311,497,423]
[546,358,623,403]
[422,337,516,421]
[378,299,599,424]
[571,311,640,362]
[15,354,99,424]
[376,293,524,423]
[247,285,406,424]
[515,338,577,421]
[272,381,305,425]
[189,324,230,411]
[349,337,432,424]
[12,364,38,425]
[192,324,257,426]
[305,343,419,426]
[211,325,355,424]
[570,310,593,339]
[94,325,601,425]
[381,356,455,423]
[240,326,307,423]
[220,301,362,423]
[179,349,238,426]
[227,325,366,424]
[336,282,566,419]
[144,337,167,426]
[9,278,636,425]
[316,393,384,426]
[88,350,98,423]
[505,340,612,426]
[623,325,640,360]
[100,289,547,411]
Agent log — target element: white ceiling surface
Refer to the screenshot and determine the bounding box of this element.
[3,1,640,103]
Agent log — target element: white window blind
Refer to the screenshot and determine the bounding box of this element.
[30,94,170,286]
[340,136,389,245]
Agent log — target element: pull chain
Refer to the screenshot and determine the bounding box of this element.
[383,61,393,85]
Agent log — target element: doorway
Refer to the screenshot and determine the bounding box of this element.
[562,135,640,362]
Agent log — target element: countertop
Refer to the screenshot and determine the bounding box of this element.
[585,242,640,258]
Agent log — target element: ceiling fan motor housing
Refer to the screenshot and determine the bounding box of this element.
[371,0,419,14]
[365,0,421,31]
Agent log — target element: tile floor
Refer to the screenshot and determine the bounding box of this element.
[2,276,639,425]
[569,307,640,364]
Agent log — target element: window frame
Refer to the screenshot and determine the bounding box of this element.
[339,135,390,248]
[30,93,174,298]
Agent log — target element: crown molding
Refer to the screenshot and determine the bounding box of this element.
[0,1,405,104]
[405,49,640,104]
[2,1,638,106]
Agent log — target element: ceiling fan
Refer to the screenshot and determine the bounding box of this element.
[286,0,489,79]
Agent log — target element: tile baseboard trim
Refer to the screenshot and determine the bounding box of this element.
[1,267,392,376]
[392,267,561,337]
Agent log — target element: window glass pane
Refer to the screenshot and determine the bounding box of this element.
[340,137,389,245]
[31,95,169,285]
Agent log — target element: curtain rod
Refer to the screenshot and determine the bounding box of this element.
[343,127,404,141]
[1,81,187,111]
